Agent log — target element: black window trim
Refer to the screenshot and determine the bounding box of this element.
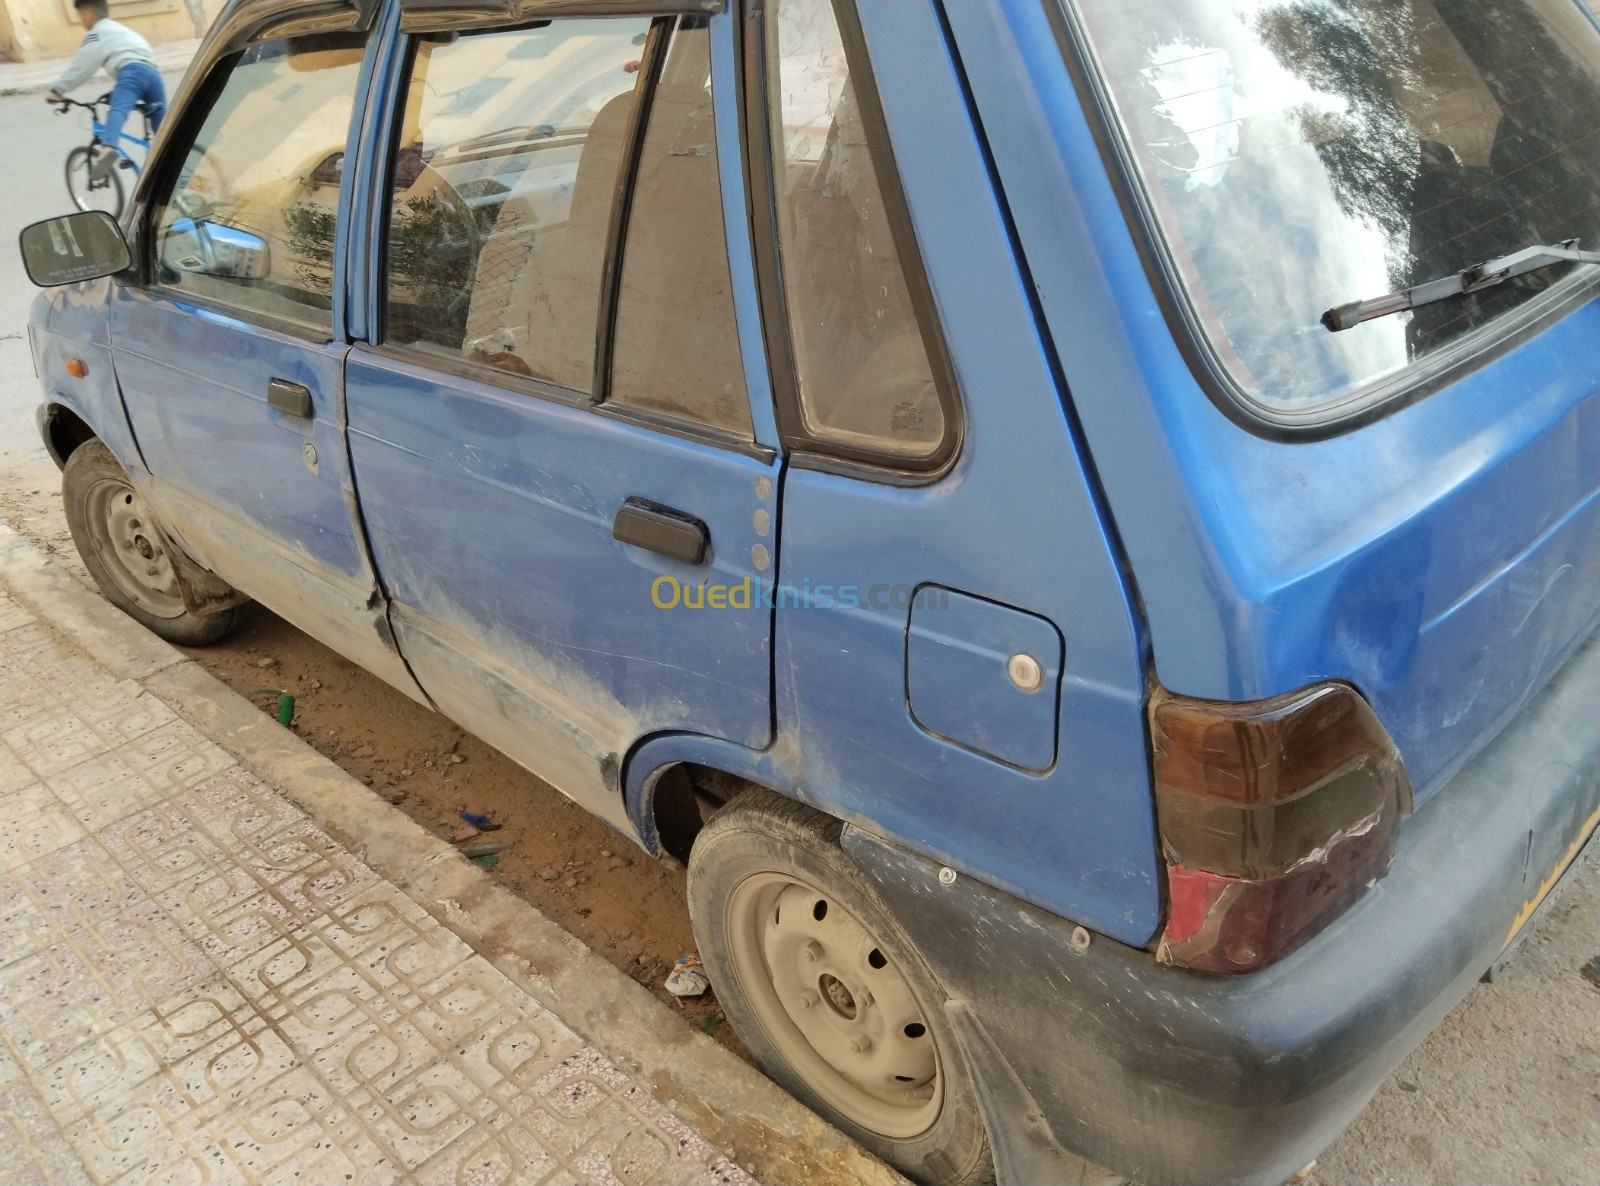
[370,10,772,459]
[738,0,965,484]
[593,16,674,403]
[1044,0,1600,442]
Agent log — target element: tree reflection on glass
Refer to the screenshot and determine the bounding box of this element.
[1074,0,1600,409]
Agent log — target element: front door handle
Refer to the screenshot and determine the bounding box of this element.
[267,378,313,418]
[613,499,709,565]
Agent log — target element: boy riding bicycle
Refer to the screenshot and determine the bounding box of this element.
[44,0,166,181]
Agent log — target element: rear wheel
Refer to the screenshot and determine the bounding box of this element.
[62,440,249,646]
[689,789,994,1186]
[65,146,124,219]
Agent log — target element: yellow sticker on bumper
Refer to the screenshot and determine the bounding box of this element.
[1505,806,1600,945]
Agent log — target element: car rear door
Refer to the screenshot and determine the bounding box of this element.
[110,11,424,700]
[343,10,777,832]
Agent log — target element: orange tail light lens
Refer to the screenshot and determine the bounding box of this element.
[1150,682,1413,974]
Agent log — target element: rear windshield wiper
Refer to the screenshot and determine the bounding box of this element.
[1322,239,1600,332]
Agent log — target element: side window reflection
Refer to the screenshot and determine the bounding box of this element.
[384,20,651,392]
[152,35,367,335]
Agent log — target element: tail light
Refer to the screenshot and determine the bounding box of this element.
[1150,682,1412,974]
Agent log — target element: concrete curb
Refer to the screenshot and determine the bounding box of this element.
[0,520,904,1186]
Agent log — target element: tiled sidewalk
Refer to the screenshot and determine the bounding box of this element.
[0,585,758,1186]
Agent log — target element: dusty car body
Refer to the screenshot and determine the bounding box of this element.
[21,0,1600,1182]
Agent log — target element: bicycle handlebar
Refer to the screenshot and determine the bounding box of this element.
[52,94,108,113]
[52,93,154,116]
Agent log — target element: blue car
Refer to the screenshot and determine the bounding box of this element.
[19,0,1600,1182]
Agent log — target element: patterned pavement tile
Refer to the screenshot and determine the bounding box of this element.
[47,750,177,834]
[0,938,132,1074]
[0,577,770,1186]
[0,1078,92,1186]
[0,781,87,873]
[0,868,57,970]
[3,712,118,781]
[0,739,38,795]
[113,721,234,799]
[9,836,149,927]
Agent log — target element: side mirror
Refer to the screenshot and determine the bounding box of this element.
[18,210,131,287]
[161,218,272,280]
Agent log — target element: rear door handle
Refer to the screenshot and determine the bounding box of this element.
[613,499,709,565]
[267,378,313,418]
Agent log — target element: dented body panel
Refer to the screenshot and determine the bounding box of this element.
[845,623,1600,1186]
[22,0,1600,1183]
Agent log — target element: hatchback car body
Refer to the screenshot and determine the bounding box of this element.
[22,0,1600,1183]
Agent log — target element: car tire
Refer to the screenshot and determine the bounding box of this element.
[688,788,995,1186]
[62,440,250,646]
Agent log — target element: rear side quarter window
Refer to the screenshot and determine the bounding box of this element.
[761,0,958,471]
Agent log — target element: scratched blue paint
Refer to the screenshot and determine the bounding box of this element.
[23,0,1600,958]
[947,0,1600,805]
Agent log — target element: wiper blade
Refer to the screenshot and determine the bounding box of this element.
[1322,239,1600,332]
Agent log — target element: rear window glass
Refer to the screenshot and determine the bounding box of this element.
[1067,0,1600,413]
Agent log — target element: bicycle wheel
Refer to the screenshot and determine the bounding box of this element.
[65,146,125,219]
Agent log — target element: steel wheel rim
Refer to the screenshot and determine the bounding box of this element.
[85,477,185,618]
[727,871,943,1139]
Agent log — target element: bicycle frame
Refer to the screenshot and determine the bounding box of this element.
[90,114,150,174]
[58,94,150,174]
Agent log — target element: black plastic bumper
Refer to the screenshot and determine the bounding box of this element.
[843,629,1600,1186]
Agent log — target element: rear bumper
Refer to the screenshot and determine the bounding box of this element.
[844,628,1600,1186]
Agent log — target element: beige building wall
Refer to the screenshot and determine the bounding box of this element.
[0,0,225,63]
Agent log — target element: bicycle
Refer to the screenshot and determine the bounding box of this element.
[54,92,153,221]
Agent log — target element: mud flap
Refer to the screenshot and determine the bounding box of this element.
[943,1001,1125,1186]
[155,521,251,617]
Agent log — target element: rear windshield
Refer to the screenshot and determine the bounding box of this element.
[1067,0,1600,415]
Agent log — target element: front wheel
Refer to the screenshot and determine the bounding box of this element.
[688,790,994,1186]
[65,146,125,219]
[62,440,249,646]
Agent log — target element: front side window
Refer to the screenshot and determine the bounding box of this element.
[765,0,947,462]
[151,35,367,335]
[1068,0,1600,415]
[384,19,651,393]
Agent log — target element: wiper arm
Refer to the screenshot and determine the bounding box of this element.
[1322,239,1600,332]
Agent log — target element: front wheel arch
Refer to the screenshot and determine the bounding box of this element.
[40,403,97,470]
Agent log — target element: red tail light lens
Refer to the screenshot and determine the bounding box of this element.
[1150,682,1412,974]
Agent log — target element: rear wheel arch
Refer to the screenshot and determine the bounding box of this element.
[623,731,806,862]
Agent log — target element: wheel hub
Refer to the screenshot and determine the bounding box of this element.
[88,480,185,619]
[729,873,943,1139]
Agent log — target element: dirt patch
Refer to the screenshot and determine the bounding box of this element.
[182,606,745,1053]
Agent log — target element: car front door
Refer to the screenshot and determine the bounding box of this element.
[344,11,776,833]
[110,14,424,700]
